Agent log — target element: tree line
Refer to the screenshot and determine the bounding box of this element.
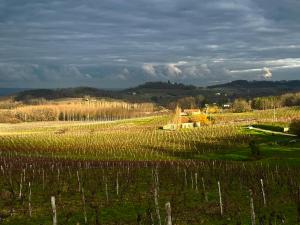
[232,92,300,113]
[0,100,156,123]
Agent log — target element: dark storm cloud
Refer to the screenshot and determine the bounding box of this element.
[0,0,300,88]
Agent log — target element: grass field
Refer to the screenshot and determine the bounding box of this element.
[0,108,300,224]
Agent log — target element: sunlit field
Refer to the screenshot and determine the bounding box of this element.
[0,116,248,160]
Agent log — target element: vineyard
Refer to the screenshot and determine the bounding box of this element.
[0,107,299,224]
[0,116,249,161]
[0,108,299,161]
[0,159,299,225]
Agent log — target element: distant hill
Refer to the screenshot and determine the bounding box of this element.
[0,88,29,97]
[207,80,300,99]
[208,80,300,89]
[130,81,197,90]
[7,80,300,106]
[14,87,116,101]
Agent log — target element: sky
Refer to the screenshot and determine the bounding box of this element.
[0,0,300,89]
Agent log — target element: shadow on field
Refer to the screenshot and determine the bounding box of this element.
[141,134,249,160]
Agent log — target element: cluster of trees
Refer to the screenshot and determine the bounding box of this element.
[135,81,196,90]
[170,92,300,114]
[252,92,300,110]
[0,98,22,109]
[1,100,156,122]
[232,92,300,113]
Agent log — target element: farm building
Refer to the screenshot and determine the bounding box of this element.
[181,123,194,129]
[163,107,209,130]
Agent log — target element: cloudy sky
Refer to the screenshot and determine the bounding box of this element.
[1,0,300,88]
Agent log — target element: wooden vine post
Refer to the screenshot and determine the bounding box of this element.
[165,202,172,225]
[28,182,32,217]
[154,187,161,225]
[218,181,223,216]
[202,177,208,202]
[51,196,57,225]
[249,189,256,225]
[260,179,266,206]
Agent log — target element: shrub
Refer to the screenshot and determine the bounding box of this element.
[232,99,251,113]
[290,119,300,137]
